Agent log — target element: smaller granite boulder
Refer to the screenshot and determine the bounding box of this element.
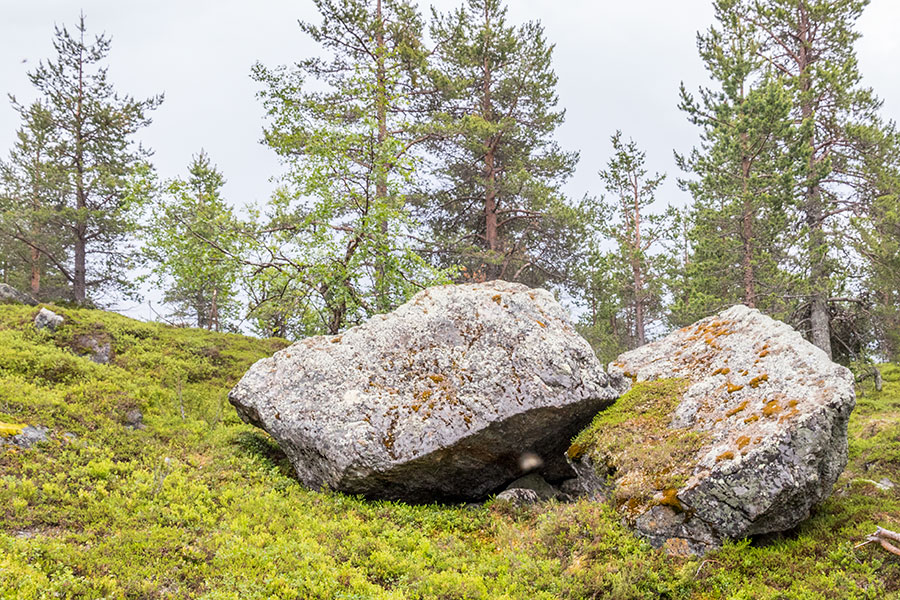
[569,305,855,554]
[34,308,64,331]
[74,333,113,364]
[0,284,37,306]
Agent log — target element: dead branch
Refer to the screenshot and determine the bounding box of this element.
[860,527,900,557]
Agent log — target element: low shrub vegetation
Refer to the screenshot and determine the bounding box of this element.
[0,304,897,599]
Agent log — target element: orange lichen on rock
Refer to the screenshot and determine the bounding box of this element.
[716,451,735,462]
[712,367,731,376]
[725,401,748,417]
[749,374,769,388]
[762,400,781,417]
[726,382,744,393]
[744,414,760,424]
[736,436,751,450]
[779,401,801,423]
[659,488,682,510]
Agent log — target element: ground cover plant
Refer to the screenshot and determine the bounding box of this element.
[0,304,897,599]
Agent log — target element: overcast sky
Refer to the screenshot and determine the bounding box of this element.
[2,0,899,317]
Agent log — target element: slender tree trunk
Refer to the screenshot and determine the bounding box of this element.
[73,27,87,305]
[740,146,756,308]
[30,247,41,296]
[30,164,41,297]
[481,3,499,280]
[211,286,219,332]
[631,176,646,347]
[373,0,390,311]
[797,4,832,358]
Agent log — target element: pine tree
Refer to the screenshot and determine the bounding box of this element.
[0,101,68,298]
[142,152,241,331]
[422,0,579,285]
[9,15,162,304]
[675,0,800,326]
[584,132,672,349]
[749,0,895,359]
[850,134,900,360]
[251,0,447,334]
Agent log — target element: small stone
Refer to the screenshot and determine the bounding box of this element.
[1,425,50,449]
[34,308,64,331]
[124,409,145,430]
[71,333,113,364]
[558,477,587,499]
[504,473,558,501]
[495,488,541,506]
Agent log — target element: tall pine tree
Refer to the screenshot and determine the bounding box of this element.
[587,132,672,349]
[675,0,800,326]
[422,0,579,285]
[749,0,896,359]
[0,101,68,299]
[10,15,162,304]
[142,152,241,331]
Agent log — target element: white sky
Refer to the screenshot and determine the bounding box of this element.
[2,0,899,318]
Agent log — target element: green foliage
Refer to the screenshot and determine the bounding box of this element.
[674,0,802,326]
[578,133,674,351]
[748,0,897,359]
[422,0,580,285]
[0,101,69,301]
[850,151,900,360]
[5,15,162,305]
[248,0,449,336]
[142,152,242,331]
[0,306,897,598]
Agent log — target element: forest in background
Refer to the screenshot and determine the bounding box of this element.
[1,0,898,368]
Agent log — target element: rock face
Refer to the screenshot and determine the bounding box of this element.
[569,305,855,555]
[230,281,625,502]
[0,283,37,306]
[0,424,49,449]
[34,308,64,331]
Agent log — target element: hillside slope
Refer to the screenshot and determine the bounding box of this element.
[0,305,897,599]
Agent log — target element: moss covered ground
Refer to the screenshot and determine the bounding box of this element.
[0,304,897,599]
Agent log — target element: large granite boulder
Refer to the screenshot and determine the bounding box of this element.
[0,283,37,306]
[568,305,855,555]
[230,281,625,501]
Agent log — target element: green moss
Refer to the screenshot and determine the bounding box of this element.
[568,379,707,508]
[0,422,25,437]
